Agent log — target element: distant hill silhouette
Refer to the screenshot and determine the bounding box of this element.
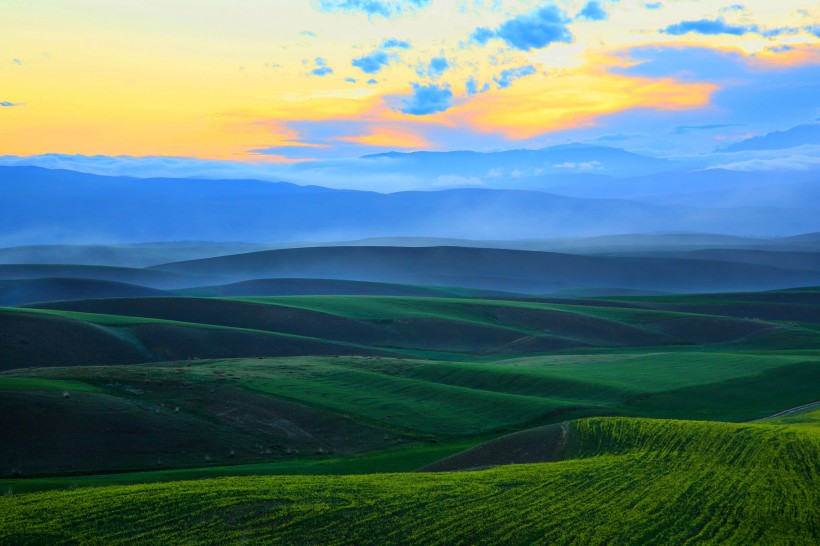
[153,246,820,294]
[0,278,169,306]
[723,123,820,152]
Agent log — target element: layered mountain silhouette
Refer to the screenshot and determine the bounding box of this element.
[3,165,820,245]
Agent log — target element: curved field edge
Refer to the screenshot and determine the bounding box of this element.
[1,417,817,545]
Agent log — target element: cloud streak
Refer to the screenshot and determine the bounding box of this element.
[317,0,431,18]
[662,17,798,37]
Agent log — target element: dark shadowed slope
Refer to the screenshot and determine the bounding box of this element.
[0,309,150,371]
[0,264,225,289]
[685,249,820,272]
[27,295,786,360]
[153,246,820,294]
[0,373,407,476]
[0,304,390,370]
[420,422,570,472]
[610,249,820,273]
[0,278,169,306]
[0,242,278,268]
[177,278,511,298]
[602,287,820,323]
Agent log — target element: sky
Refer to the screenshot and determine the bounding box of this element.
[2,0,820,165]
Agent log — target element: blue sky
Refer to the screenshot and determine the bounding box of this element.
[1,0,819,188]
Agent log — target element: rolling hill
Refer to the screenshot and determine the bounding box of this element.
[177,278,509,298]
[0,242,278,268]
[0,264,224,289]
[1,289,818,477]
[152,245,820,294]
[1,416,816,545]
[0,278,169,306]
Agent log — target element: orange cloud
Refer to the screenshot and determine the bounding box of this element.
[337,125,430,148]
[444,70,716,139]
[754,43,820,67]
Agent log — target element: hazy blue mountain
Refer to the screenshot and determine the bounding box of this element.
[546,168,820,202]
[723,123,820,152]
[358,144,675,179]
[3,166,820,245]
[650,181,820,210]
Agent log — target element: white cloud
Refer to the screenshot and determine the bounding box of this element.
[552,161,603,171]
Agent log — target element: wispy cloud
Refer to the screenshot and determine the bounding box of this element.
[317,0,431,18]
[662,17,797,37]
[493,65,536,89]
[470,5,573,51]
[673,123,743,134]
[381,38,411,49]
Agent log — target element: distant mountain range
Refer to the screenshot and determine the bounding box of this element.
[357,144,674,179]
[723,123,820,152]
[2,164,819,246]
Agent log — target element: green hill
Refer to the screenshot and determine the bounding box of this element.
[2,349,817,477]
[1,416,816,545]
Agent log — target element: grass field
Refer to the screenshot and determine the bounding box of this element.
[1,416,817,545]
[1,288,818,543]
[2,348,817,477]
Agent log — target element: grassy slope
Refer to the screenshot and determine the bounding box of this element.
[1,417,817,545]
[0,440,477,496]
[1,290,817,480]
[28,293,806,357]
[2,348,817,479]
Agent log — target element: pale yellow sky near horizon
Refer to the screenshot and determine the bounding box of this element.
[2,0,819,160]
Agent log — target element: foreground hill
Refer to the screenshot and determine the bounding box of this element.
[153,246,820,293]
[1,416,816,545]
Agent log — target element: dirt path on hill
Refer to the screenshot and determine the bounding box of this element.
[748,401,820,422]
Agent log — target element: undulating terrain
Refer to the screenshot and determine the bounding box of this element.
[1,235,818,543]
[6,1,820,543]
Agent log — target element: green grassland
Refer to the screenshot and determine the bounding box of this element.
[2,348,817,479]
[0,288,818,543]
[1,416,817,545]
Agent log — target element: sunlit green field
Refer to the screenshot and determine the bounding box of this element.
[2,417,817,545]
